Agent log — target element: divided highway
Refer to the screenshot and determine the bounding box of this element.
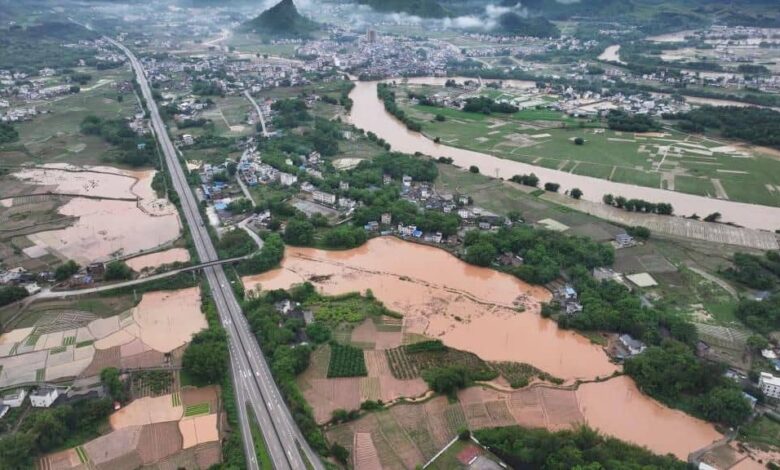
[107,37,324,470]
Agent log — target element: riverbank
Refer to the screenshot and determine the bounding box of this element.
[348,79,780,232]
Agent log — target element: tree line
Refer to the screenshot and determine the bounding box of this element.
[602,194,673,215]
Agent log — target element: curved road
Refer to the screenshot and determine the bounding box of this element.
[108,38,323,470]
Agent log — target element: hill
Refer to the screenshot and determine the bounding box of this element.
[356,0,448,18]
[242,0,319,38]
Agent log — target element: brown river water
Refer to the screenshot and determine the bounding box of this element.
[348,80,780,231]
[243,237,722,457]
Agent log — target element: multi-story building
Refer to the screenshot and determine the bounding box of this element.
[759,372,780,399]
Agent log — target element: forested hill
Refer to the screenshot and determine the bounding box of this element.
[242,0,319,38]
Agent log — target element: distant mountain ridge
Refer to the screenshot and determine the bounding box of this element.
[242,0,319,38]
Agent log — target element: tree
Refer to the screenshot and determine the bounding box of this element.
[422,366,469,397]
[574,137,585,145]
[100,367,128,403]
[283,218,315,246]
[55,260,79,281]
[544,182,560,192]
[570,188,583,199]
[469,165,480,174]
[305,322,331,343]
[331,443,349,464]
[704,212,722,223]
[0,432,35,469]
[0,286,28,308]
[603,194,614,206]
[464,242,497,267]
[182,328,228,384]
[746,334,769,352]
[104,261,132,281]
[435,113,446,122]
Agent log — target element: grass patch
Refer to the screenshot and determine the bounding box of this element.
[62,336,76,346]
[739,415,780,450]
[248,408,274,470]
[184,402,211,417]
[49,345,66,354]
[171,392,182,407]
[35,368,45,381]
[75,340,94,348]
[307,292,399,328]
[327,343,367,378]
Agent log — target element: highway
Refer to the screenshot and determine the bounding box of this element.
[107,37,324,470]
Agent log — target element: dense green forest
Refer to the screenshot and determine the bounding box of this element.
[475,425,687,469]
[462,225,614,284]
[625,341,752,426]
[0,22,97,74]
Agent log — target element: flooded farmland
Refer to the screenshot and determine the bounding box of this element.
[348,80,780,230]
[244,237,617,381]
[270,238,726,458]
[11,164,181,264]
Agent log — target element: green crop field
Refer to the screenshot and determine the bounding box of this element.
[394,84,780,206]
[184,402,211,417]
[75,446,88,464]
[327,343,367,378]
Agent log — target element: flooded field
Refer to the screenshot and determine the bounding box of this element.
[348,80,780,230]
[244,237,731,460]
[244,237,617,381]
[0,287,204,389]
[126,247,191,272]
[11,164,181,264]
[577,376,722,459]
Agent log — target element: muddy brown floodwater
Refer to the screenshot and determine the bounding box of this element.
[13,165,181,264]
[243,237,726,458]
[578,376,721,459]
[244,237,617,381]
[348,80,780,230]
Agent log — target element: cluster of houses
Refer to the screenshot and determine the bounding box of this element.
[0,387,61,419]
[0,266,46,295]
[295,31,459,78]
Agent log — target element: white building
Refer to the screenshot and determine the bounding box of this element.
[2,389,27,408]
[312,190,336,206]
[279,172,298,186]
[759,372,780,399]
[30,387,59,408]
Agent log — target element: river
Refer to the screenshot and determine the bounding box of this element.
[347,79,780,231]
[242,237,723,459]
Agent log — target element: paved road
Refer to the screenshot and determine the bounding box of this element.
[34,256,248,299]
[108,37,323,470]
[245,90,269,138]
